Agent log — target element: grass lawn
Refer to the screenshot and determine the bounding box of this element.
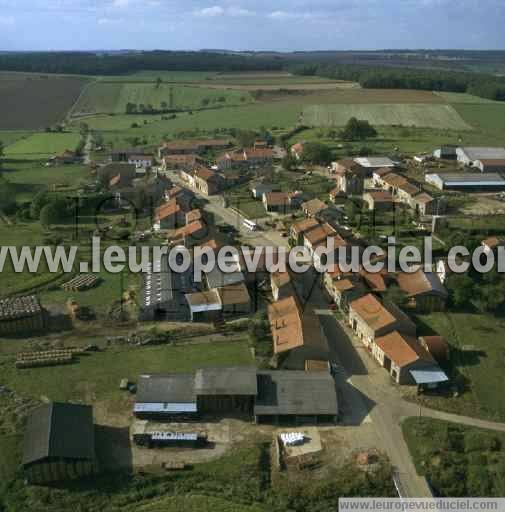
[3,132,81,160]
[129,496,267,512]
[0,131,35,147]
[415,310,505,421]
[2,162,90,190]
[0,341,254,404]
[0,435,23,481]
[402,417,505,496]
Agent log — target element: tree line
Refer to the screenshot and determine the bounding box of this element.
[0,51,283,76]
[291,63,505,101]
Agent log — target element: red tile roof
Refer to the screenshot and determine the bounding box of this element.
[376,331,433,368]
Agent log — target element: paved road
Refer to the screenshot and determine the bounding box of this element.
[295,269,433,497]
[165,169,289,248]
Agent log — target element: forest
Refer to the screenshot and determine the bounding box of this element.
[291,63,505,101]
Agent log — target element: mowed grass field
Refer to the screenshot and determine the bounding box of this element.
[302,103,472,129]
[3,132,81,160]
[73,82,252,115]
[416,311,505,421]
[0,74,88,129]
[0,341,253,403]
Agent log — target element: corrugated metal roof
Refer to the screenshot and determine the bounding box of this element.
[134,403,197,413]
[410,368,449,384]
[23,402,95,466]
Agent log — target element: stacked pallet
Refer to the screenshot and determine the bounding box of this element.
[62,274,99,292]
[16,348,84,369]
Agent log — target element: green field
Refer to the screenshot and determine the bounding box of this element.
[416,311,505,421]
[453,102,505,138]
[4,132,81,160]
[73,82,252,115]
[128,496,267,512]
[434,91,499,104]
[0,341,253,403]
[403,417,505,496]
[302,103,472,129]
[99,71,217,82]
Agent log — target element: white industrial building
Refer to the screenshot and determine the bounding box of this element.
[456,147,505,166]
[425,173,505,191]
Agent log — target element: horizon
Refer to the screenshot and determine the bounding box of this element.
[1,0,505,52]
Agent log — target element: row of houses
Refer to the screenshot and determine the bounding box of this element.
[348,293,449,386]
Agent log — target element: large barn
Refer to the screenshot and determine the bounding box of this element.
[22,402,97,484]
[134,368,338,425]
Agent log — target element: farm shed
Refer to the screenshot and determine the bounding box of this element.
[456,147,505,166]
[138,254,192,322]
[354,157,397,172]
[22,403,97,484]
[254,371,338,425]
[216,282,251,316]
[185,290,222,322]
[134,374,198,420]
[204,266,245,290]
[194,367,258,414]
[425,173,505,191]
[0,295,45,336]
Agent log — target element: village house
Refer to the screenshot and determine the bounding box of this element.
[329,187,342,203]
[268,295,330,370]
[396,181,421,205]
[263,191,302,214]
[49,149,81,166]
[175,220,207,246]
[290,217,320,245]
[362,190,394,211]
[303,222,337,254]
[22,402,97,484]
[128,153,154,170]
[161,154,202,171]
[0,295,45,336]
[270,271,294,301]
[153,199,185,231]
[331,159,367,195]
[186,208,203,224]
[158,139,231,157]
[372,167,394,187]
[250,182,277,199]
[291,142,305,160]
[164,185,195,211]
[481,236,505,256]
[301,198,328,218]
[381,173,409,196]
[348,293,416,350]
[411,192,438,216]
[395,270,448,313]
[372,331,438,385]
[98,163,136,187]
[324,265,365,310]
[194,167,222,196]
[244,147,274,166]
